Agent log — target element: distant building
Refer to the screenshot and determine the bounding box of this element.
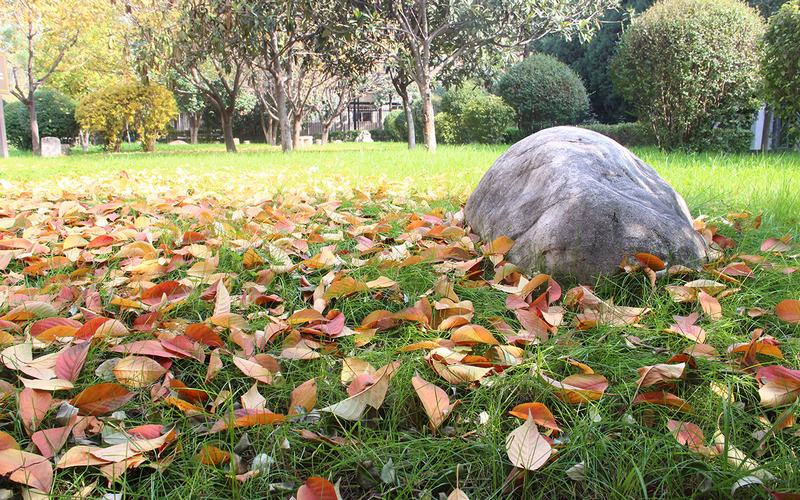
[751,105,797,151]
[303,93,402,136]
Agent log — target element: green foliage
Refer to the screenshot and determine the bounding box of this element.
[502,126,524,144]
[4,89,79,150]
[495,54,589,135]
[612,0,765,151]
[76,82,178,152]
[580,122,655,147]
[534,0,654,123]
[383,110,405,141]
[329,130,360,142]
[460,95,515,144]
[762,0,800,141]
[434,112,459,144]
[368,128,394,142]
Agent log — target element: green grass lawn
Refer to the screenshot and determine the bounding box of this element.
[0,142,798,499]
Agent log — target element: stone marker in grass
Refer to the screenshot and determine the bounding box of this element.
[465,126,708,283]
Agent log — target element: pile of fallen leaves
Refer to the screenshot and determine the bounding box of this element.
[0,186,798,498]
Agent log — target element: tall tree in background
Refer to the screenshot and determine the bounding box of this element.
[128,0,256,153]
[252,0,384,152]
[388,62,416,149]
[373,0,617,152]
[1,0,105,154]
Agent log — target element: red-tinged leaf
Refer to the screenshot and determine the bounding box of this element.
[635,252,666,271]
[75,317,128,339]
[667,420,705,452]
[140,281,191,306]
[209,408,287,433]
[29,318,82,338]
[289,378,318,416]
[89,432,174,462]
[132,311,160,332]
[31,424,72,458]
[321,361,400,420]
[756,365,800,407]
[0,431,19,451]
[169,379,209,403]
[412,373,454,431]
[720,262,753,277]
[111,339,181,358]
[297,476,338,500]
[540,373,608,403]
[1,301,57,322]
[505,411,553,471]
[698,291,722,321]
[0,449,53,492]
[776,300,800,324]
[128,424,166,439]
[667,312,706,343]
[86,234,115,249]
[161,335,205,363]
[761,237,792,252]
[19,388,52,434]
[71,383,133,416]
[55,341,91,382]
[450,324,499,346]
[508,402,561,432]
[185,323,224,347]
[632,391,693,412]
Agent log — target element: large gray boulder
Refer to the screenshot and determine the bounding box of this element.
[465,126,707,282]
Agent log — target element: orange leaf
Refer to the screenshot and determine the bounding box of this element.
[450,324,499,346]
[635,253,666,271]
[289,378,317,416]
[776,300,800,324]
[113,356,168,388]
[508,402,561,432]
[71,383,133,416]
[196,445,230,466]
[297,476,338,500]
[632,391,693,412]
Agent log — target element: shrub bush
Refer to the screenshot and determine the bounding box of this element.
[495,54,589,135]
[503,127,524,144]
[329,130,359,142]
[4,89,78,150]
[434,112,459,144]
[76,82,177,152]
[368,128,394,142]
[611,0,764,150]
[383,110,404,141]
[461,95,515,144]
[579,122,656,147]
[762,0,800,142]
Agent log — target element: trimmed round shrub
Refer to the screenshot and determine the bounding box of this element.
[440,82,486,119]
[383,109,404,141]
[762,0,800,141]
[4,89,78,150]
[611,0,764,150]
[461,95,515,144]
[77,82,177,152]
[434,111,459,144]
[495,54,589,135]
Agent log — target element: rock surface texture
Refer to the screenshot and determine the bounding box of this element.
[465,126,708,282]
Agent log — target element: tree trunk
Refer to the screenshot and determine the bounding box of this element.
[267,116,275,145]
[189,112,200,145]
[275,76,292,152]
[27,98,41,155]
[220,109,237,153]
[321,124,331,145]
[79,129,90,152]
[260,111,270,144]
[418,80,436,152]
[402,95,416,150]
[291,113,303,148]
